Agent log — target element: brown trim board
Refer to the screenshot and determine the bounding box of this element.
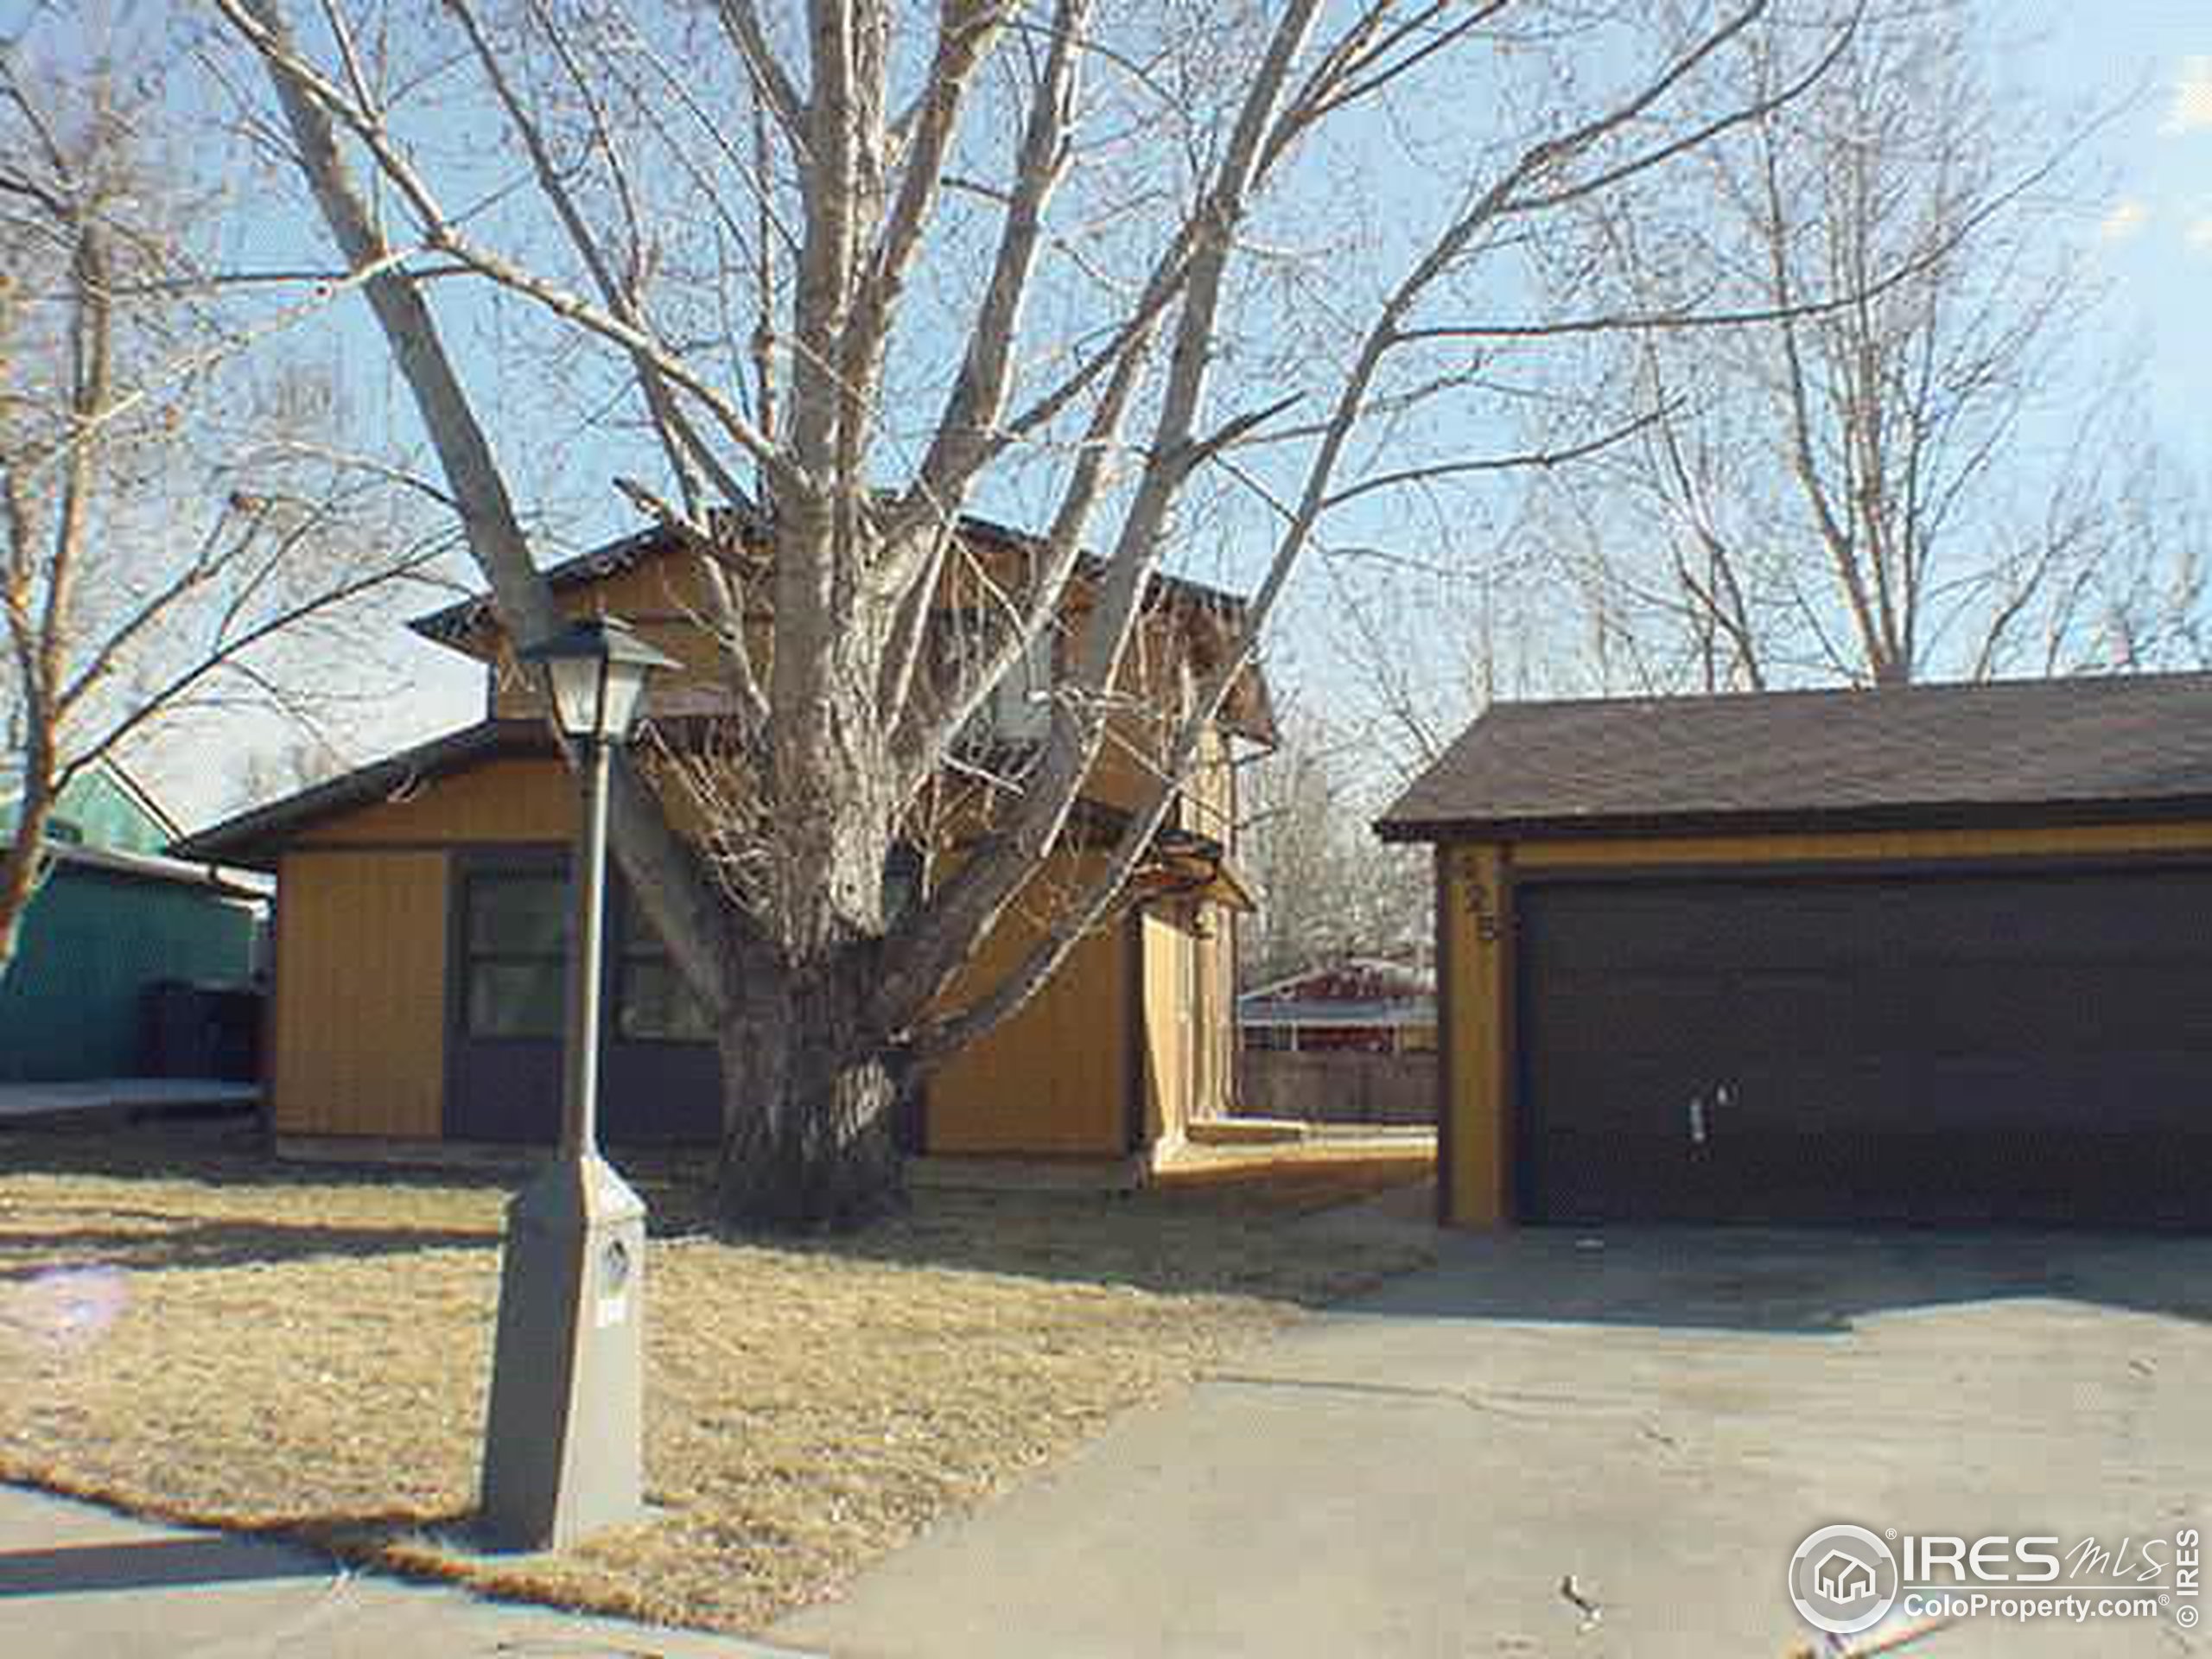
[1124,906,1147,1157]
[1432,849,1454,1227]
[1377,796,2212,846]
[1510,848,2212,887]
[1496,845,1519,1229]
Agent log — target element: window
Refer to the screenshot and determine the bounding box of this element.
[464,872,568,1039]
[985,628,1055,744]
[933,611,1056,751]
[462,869,711,1044]
[617,899,714,1042]
[882,842,925,924]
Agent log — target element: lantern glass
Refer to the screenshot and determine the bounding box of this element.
[595,659,650,742]
[541,653,607,741]
[522,616,675,744]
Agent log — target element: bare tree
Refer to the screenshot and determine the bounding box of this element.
[1240,711,1425,986]
[228,723,353,807]
[1521,2,2202,690]
[0,22,441,978]
[211,0,1859,1224]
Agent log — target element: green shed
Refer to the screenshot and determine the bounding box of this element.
[1,765,267,1083]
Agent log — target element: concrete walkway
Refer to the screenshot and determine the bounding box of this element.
[776,1226,2212,1659]
[0,1485,809,1659]
[0,1079,258,1123]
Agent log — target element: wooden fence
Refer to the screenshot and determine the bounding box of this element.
[1237,1049,1435,1126]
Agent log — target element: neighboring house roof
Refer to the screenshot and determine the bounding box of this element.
[86,760,184,846]
[1376,672,2212,842]
[404,515,1281,747]
[1239,958,1434,1030]
[1243,957,1434,1003]
[2,758,181,856]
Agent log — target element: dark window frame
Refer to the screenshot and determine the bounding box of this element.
[447,844,718,1053]
[460,866,570,1040]
[613,883,715,1045]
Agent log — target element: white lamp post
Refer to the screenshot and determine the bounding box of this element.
[480,616,678,1552]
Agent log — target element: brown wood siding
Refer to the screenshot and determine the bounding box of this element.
[1139,908,1193,1144]
[296,755,575,846]
[1135,899,1236,1139]
[491,616,760,720]
[270,849,448,1137]
[1179,723,1236,844]
[439,554,760,720]
[1189,902,1236,1122]
[465,545,1249,797]
[1438,844,1512,1226]
[926,901,1132,1156]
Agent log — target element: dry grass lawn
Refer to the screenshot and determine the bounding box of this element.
[0,1122,1431,1633]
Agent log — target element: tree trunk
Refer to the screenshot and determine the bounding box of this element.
[0,849,41,983]
[711,963,906,1230]
[0,783,58,985]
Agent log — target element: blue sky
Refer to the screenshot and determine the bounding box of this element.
[105,4,2212,825]
[2023,6,2212,450]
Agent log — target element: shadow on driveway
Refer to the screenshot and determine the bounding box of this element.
[1363,1223,2212,1332]
[0,1534,334,1598]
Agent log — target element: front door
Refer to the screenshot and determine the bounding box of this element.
[445,849,720,1144]
[447,850,568,1142]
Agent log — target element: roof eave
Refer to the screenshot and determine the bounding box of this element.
[170,721,549,868]
[50,842,272,899]
[410,513,1273,657]
[1373,791,2212,846]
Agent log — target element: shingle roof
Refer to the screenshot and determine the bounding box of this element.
[406,513,1258,644]
[1375,672,2212,842]
[172,715,760,868]
[172,721,553,869]
[177,715,1260,874]
[404,515,1280,747]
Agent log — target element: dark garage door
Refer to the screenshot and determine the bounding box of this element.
[1516,866,2212,1227]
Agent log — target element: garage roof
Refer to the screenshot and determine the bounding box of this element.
[1376,671,2212,842]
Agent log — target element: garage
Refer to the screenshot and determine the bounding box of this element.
[1518,867,2212,1225]
[1376,673,2212,1230]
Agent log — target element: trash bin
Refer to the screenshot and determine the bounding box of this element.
[139,980,263,1081]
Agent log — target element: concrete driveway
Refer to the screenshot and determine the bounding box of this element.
[777,1225,2211,1659]
[0,1484,800,1659]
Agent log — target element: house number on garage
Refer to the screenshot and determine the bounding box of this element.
[1464,860,1504,944]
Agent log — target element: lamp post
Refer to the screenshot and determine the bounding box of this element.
[480,616,678,1552]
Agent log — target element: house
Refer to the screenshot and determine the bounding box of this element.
[173,518,1274,1177]
[1236,957,1438,1127]
[3,760,178,857]
[1815,1550,1878,1604]
[1376,673,2212,1229]
[1238,957,1436,1053]
[0,762,265,1083]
